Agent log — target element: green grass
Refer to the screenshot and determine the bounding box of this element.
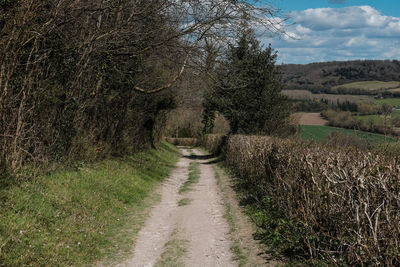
[179,162,200,194]
[300,125,397,143]
[0,142,180,267]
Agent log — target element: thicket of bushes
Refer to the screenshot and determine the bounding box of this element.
[0,1,183,179]
[203,134,400,265]
[0,0,278,181]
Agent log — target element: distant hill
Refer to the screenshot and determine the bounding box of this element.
[279,60,400,93]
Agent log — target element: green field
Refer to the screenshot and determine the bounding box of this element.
[353,112,400,125]
[300,125,397,143]
[354,114,384,124]
[334,81,400,92]
[375,98,400,108]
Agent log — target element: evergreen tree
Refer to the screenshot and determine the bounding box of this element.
[203,29,291,135]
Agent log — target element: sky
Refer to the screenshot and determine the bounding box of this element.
[261,0,400,64]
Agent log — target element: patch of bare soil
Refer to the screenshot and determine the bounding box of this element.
[292,112,328,126]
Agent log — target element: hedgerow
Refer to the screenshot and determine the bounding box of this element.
[204,134,400,265]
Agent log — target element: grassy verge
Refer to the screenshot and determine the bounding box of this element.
[0,142,180,266]
[178,162,200,194]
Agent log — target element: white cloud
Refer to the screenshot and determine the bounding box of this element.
[290,6,391,30]
[295,25,312,35]
[345,36,378,48]
[266,6,400,64]
[284,31,301,41]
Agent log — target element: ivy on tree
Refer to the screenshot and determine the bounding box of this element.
[203,29,290,135]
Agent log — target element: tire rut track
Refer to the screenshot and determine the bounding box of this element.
[116,148,235,267]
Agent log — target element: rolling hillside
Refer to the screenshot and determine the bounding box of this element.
[279,60,400,93]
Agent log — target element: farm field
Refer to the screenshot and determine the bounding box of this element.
[283,90,373,103]
[283,89,400,108]
[292,112,328,125]
[375,98,400,108]
[333,81,400,92]
[354,114,385,124]
[354,112,400,124]
[300,125,397,143]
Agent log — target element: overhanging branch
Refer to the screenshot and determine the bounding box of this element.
[133,53,189,94]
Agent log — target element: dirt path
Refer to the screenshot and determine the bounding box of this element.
[179,152,233,267]
[116,148,235,267]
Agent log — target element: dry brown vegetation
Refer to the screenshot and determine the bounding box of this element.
[202,134,226,155]
[203,134,400,265]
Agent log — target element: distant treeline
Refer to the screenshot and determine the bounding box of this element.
[280,60,400,93]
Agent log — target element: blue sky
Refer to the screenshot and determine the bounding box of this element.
[261,0,400,64]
